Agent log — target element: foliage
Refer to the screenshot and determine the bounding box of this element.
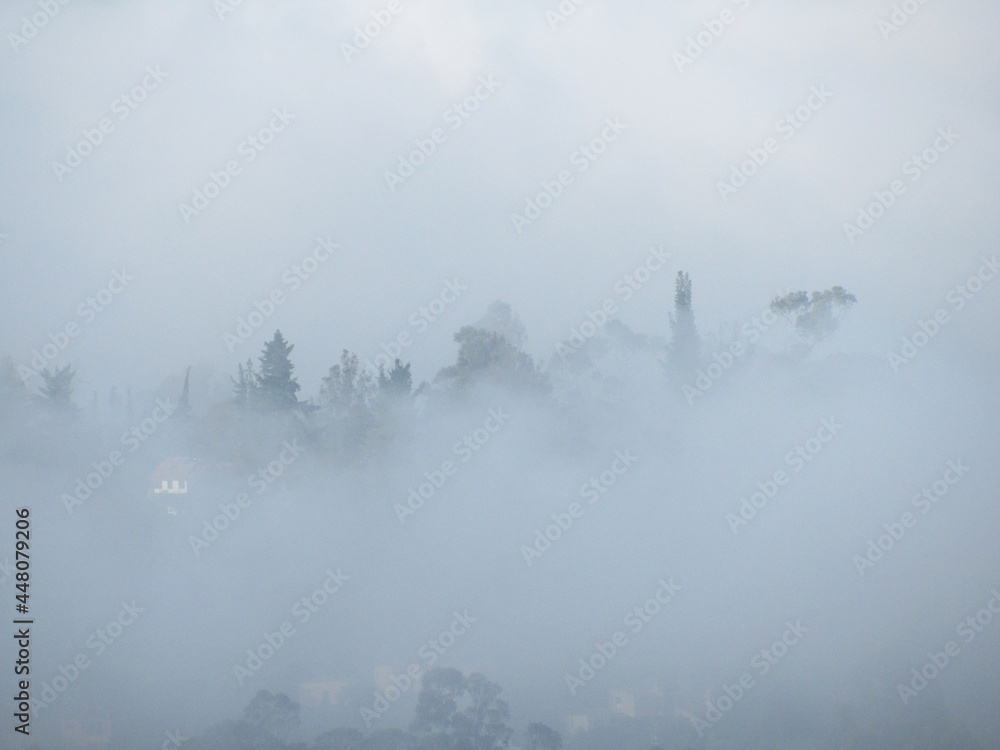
[33,364,77,420]
[36,364,75,406]
[473,300,527,348]
[244,689,301,740]
[377,358,413,400]
[319,350,377,463]
[233,358,258,407]
[435,326,549,397]
[665,271,701,384]
[410,668,512,750]
[770,286,857,345]
[256,330,303,410]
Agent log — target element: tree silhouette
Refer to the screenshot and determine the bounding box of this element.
[232,358,258,407]
[474,300,527,348]
[377,358,413,400]
[256,331,302,411]
[34,364,77,418]
[436,326,549,397]
[319,350,376,462]
[176,366,192,417]
[665,271,701,384]
[411,668,512,750]
[770,286,857,345]
[244,689,300,740]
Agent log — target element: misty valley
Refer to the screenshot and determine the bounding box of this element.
[4,280,997,750]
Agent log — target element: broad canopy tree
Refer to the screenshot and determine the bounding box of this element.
[435,326,549,397]
[410,668,512,750]
[770,286,857,346]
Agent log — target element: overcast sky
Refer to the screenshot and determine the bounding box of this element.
[2,0,997,398]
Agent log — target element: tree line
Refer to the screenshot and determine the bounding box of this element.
[2,275,857,466]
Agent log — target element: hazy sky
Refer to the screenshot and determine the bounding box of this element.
[2,0,998,398]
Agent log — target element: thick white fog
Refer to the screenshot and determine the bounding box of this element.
[1,1,999,750]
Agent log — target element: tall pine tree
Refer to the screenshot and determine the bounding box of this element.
[666,271,701,384]
[255,331,301,411]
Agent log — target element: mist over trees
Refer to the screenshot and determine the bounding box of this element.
[183,673,558,750]
[1,273,995,750]
[4,2,997,748]
[3,273,862,469]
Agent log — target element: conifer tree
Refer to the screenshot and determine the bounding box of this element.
[377,358,412,399]
[35,364,77,417]
[176,366,192,417]
[231,359,257,407]
[255,331,301,411]
[666,271,701,383]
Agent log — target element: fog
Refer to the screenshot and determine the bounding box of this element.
[1,1,999,749]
